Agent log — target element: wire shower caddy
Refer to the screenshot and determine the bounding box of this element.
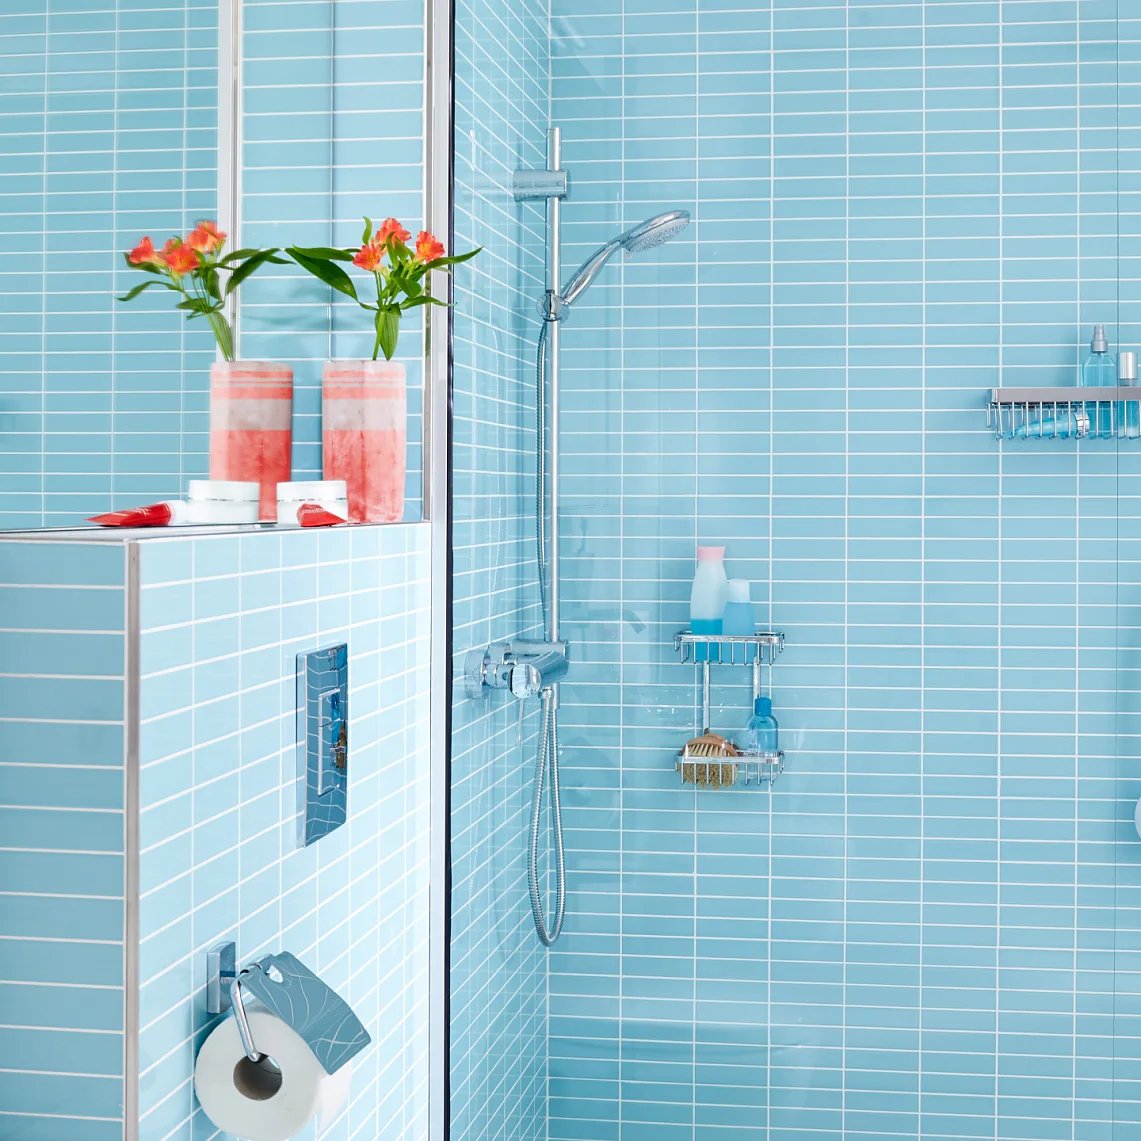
[673,630,786,787]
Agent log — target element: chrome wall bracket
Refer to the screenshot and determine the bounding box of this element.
[512,168,569,201]
[206,941,237,1015]
[464,638,570,699]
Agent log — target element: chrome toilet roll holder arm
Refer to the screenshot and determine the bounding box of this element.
[205,942,372,1074]
[205,941,264,1062]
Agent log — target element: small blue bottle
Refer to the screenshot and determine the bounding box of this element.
[746,697,778,756]
[722,579,755,637]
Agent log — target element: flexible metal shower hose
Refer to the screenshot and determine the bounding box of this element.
[528,322,566,947]
[528,689,565,946]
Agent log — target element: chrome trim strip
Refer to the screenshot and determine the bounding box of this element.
[425,0,452,1130]
[124,542,141,1141]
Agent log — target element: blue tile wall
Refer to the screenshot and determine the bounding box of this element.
[540,1,1141,1139]
[136,523,431,1140]
[0,0,218,527]
[448,0,551,1133]
[0,539,127,1141]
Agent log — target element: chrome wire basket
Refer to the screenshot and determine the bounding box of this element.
[987,387,1141,440]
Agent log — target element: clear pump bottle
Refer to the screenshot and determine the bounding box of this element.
[1083,325,1117,438]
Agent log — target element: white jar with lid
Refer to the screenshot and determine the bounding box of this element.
[276,480,349,527]
[181,480,261,525]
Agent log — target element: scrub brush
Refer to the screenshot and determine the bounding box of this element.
[677,733,740,789]
[679,732,740,759]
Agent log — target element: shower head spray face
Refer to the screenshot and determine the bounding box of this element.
[619,210,691,254]
[556,209,691,314]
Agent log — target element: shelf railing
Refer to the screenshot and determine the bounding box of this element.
[987,387,1141,440]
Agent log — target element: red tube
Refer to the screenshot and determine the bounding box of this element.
[209,362,293,521]
[88,503,174,527]
[296,503,347,528]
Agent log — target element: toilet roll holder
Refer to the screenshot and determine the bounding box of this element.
[206,943,371,1074]
[205,941,264,1063]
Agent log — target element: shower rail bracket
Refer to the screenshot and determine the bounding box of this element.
[512,169,568,202]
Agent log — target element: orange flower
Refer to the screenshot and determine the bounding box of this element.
[128,236,164,266]
[378,218,411,244]
[414,231,445,262]
[353,242,385,271]
[186,220,226,253]
[163,240,200,276]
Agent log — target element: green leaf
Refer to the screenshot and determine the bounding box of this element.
[424,247,482,269]
[217,247,267,264]
[175,296,214,313]
[400,295,448,310]
[224,247,281,296]
[289,249,360,300]
[361,216,373,246]
[116,279,167,302]
[287,245,354,263]
[123,254,165,274]
[204,268,222,300]
[376,307,401,361]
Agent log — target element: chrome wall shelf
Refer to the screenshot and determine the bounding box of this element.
[676,752,784,790]
[674,630,784,667]
[987,387,1141,440]
[674,630,786,788]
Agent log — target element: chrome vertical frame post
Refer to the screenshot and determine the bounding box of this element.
[215,0,242,354]
[425,0,452,1128]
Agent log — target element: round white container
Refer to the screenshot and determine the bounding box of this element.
[276,480,349,528]
[181,480,261,525]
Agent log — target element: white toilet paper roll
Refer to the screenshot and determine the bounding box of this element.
[315,1059,352,1132]
[194,1009,351,1141]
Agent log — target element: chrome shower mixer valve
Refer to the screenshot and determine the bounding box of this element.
[464,638,570,700]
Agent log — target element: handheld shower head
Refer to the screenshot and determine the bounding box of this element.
[619,210,691,254]
[556,209,690,314]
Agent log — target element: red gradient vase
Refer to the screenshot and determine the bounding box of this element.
[322,360,406,523]
[209,361,293,521]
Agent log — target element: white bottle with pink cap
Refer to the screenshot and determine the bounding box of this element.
[690,545,728,635]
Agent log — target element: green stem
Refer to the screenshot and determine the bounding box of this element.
[207,309,235,362]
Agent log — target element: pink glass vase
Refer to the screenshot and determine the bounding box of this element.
[322,360,407,524]
[209,361,293,521]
